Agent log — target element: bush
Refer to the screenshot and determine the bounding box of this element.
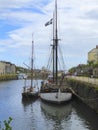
[0,117,12,130]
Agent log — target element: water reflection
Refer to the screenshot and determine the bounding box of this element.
[21,98,38,113]
[22,98,37,106]
[72,99,98,130]
[40,101,72,130]
[0,80,98,130]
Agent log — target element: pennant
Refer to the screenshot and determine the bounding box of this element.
[45,18,53,26]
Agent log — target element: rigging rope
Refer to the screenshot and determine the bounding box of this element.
[46,43,66,72]
[46,47,53,71]
[58,45,66,71]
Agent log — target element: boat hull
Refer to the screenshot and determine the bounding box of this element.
[22,92,39,100]
[40,91,72,104]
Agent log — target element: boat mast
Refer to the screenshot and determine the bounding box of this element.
[31,36,34,88]
[55,0,58,84]
[52,11,55,83]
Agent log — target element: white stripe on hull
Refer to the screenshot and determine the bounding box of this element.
[40,91,72,103]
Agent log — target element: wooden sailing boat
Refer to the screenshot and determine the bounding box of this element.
[40,0,72,104]
[22,37,39,100]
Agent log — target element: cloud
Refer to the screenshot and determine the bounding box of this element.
[0,0,98,69]
[84,9,98,20]
[0,0,35,9]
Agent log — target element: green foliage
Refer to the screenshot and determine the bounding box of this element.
[0,74,17,81]
[1,117,12,130]
[68,63,94,76]
[87,60,94,66]
[16,66,30,73]
[68,67,76,74]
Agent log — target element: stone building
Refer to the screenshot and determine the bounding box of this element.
[0,61,16,75]
[88,45,98,63]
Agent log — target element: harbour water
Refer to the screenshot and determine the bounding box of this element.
[0,80,98,130]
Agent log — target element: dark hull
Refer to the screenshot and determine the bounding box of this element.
[22,92,39,100]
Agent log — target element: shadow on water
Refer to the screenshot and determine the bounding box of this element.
[1,80,98,130]
[40,101,72,130]
[72,98,98,130]
[40,101,72,118]
[22,98,37,106]
[40,98,98,130]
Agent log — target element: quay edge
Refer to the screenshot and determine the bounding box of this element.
[66,78,98,114]
[0,74,18,81]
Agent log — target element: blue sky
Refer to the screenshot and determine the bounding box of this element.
[1,0,98,70]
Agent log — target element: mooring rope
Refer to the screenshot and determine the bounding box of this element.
[70,88,98,101]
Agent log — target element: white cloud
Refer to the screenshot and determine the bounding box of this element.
[0,0,35,9]
[0,0,98,68]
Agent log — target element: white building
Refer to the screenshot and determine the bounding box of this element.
[0,61,16,75]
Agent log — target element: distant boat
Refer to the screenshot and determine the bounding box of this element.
[40,0,72,104]
[22,37,39,100]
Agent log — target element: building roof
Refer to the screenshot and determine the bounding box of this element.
[0,61,15,66]
[88,45,98,54]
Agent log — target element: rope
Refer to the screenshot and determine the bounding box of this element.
[58,45,66,71]
[47,48,53,71]
[70,88,98,101]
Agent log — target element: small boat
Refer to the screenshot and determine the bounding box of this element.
[22,85,39,100]
[40,0,72,104]
[22,37,39,100]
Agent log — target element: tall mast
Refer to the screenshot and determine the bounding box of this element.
[52,11,55,83]
[31,35,34,88]
[55,0,58,84]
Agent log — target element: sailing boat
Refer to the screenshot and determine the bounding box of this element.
[40,0,72,104]
[22,37,39,100]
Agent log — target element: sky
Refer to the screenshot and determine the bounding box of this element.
[1,0,98,70]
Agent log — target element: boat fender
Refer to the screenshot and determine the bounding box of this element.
[55,93,58,98]
[23,87,26,92]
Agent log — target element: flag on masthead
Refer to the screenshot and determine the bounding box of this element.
[45,18,53,26]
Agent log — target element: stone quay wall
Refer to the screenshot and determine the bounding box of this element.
[66,79,98,113]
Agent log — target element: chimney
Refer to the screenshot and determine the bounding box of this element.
[96,45,98,49]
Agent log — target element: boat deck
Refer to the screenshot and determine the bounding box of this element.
[40,81,71,93]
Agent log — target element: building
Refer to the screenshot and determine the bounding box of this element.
[0,61,16,75]
[88,45,98,63]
